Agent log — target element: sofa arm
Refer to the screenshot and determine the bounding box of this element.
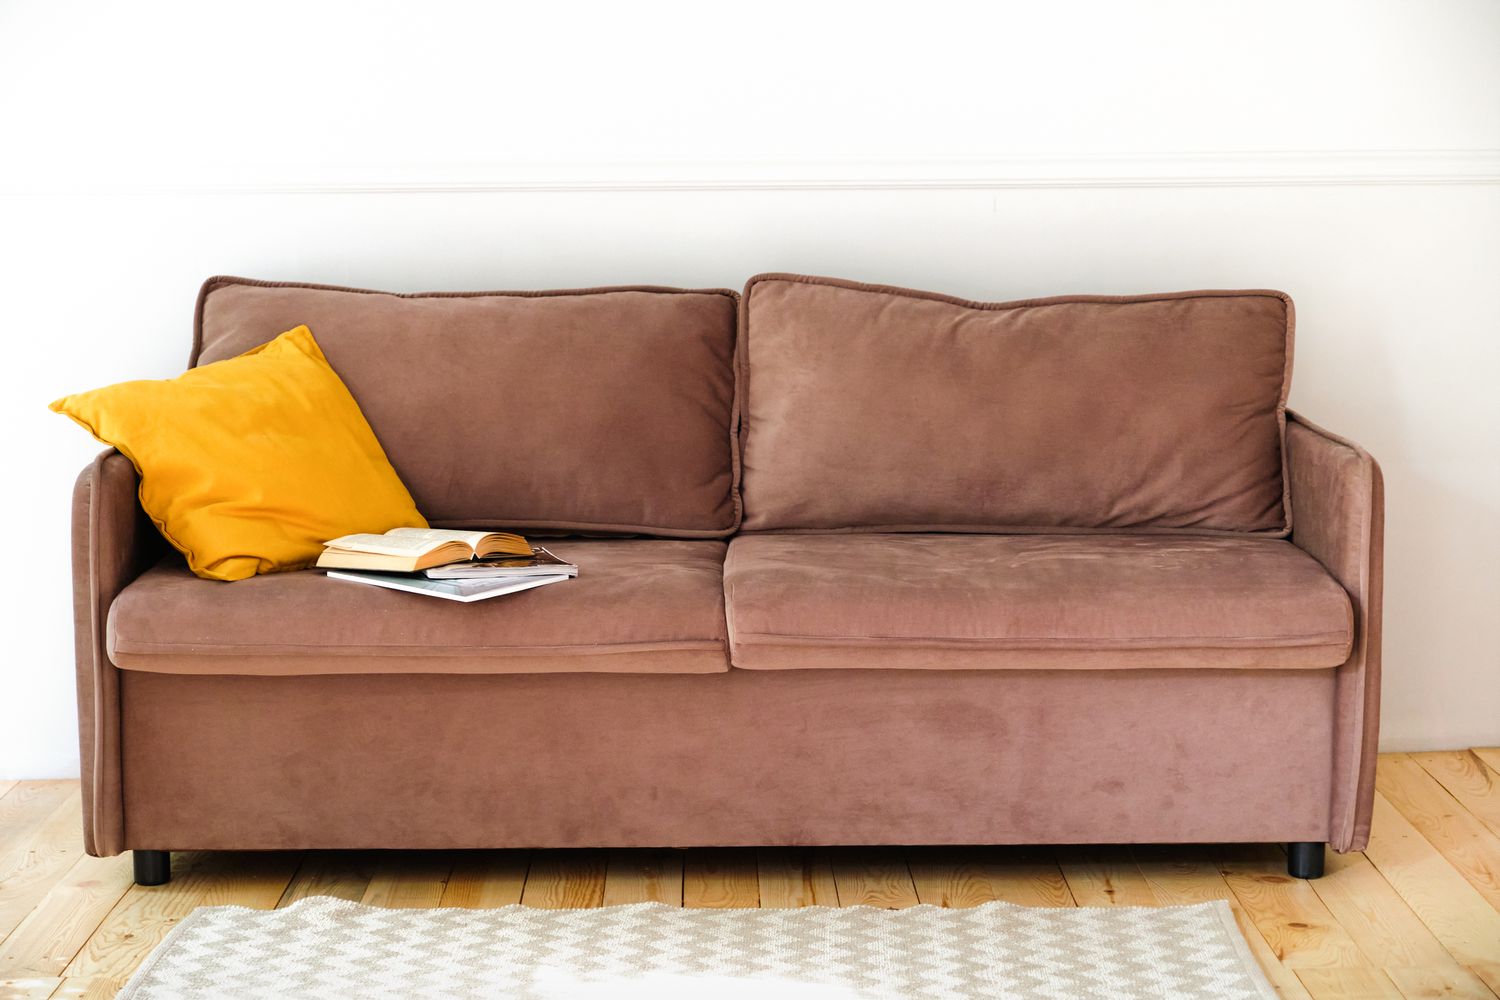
[1286,412,1384,853]
[72,450,161,856]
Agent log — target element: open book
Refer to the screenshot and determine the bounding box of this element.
[316,527,533,573]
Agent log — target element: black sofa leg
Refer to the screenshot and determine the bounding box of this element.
[134,850,171,886]
[1286,842,1325,879]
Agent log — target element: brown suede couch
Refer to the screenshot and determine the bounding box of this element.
[71,273,1383,887]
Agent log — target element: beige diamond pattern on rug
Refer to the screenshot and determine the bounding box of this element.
[119,896,1276,999]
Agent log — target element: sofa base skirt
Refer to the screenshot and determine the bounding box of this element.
[114,667,1335,853]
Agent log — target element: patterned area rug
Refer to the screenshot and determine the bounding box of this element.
[120,896,1275,999]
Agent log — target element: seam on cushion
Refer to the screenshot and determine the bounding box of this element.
[110,638,727,656]
[745,273,1292,314]
[1344,454,1372,848]
[193,276,740,367]
[121,666,730,678]
[729,655,1340,671]
[1275,294,1295,537]
[727,283,744,533]
[729,630,1352,648]
[1351,448,1381,848]
[731,523,1290,538]
[739,275,1295,538]
[735,283,753,536]
[427,518,735,536]
[85,455,112,854]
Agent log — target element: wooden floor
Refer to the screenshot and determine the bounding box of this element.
[1,750,1498,999]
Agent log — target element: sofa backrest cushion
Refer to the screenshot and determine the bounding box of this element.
[196,278,740,537]
[739,274,1292,535]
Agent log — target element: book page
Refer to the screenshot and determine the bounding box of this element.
[385,527,495,550]
[322,532,450,556]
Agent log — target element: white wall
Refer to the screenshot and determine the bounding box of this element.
[2,0,1497,777]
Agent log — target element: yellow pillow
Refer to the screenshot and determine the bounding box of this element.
[52,325,427,581]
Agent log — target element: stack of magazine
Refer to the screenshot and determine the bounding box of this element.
[316,528,576,602]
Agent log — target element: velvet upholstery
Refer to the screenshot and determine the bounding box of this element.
[1286,413,1384,852]
[117,668,1334,851]
[71,451,162,857]
[108,541,729,676]
[739,275,1292,535]
[725,534,1352,671]
[195,278,741,537]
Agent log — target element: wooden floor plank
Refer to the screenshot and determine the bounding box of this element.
[519,851,605,909]
[0,783,17,805]
[906,846,1001,908]
[979,848,1075,908]
[1131,845,1239,906]
[0,785,72,841]
[1473,750,1500,776]
[65,850,298,980]
[903,847,973,908]
[45,978,122,1000]
[1056,845,1156,907]
[0,975,61,1000]
[440,851,530,909]
[683,849,759,908]
[1414,751,1500,843]
[0,792,88,945]
[829,848,918,909]
[63,851,202,980]
[1295,967,1404,999]
[1378,755,1500,912]
[1311,850,1497,996]
[602,849,682,907]
[908,846,1073,908]
[0,852,133,977]
[278,851,374,907]
[1256,945,1321,1000]
[1363,793,1500,994]
[198,852,300,910]
[360,851,452,909]
[1309,848,1471,972]
[1220,845,1370,970]
[1383,965,1499,1000]
[756,848,839,908]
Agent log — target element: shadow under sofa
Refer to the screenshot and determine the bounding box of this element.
[69,274,1383,886]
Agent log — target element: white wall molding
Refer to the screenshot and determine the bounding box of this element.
[13,149,1500,196]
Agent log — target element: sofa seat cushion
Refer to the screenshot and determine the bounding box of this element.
[724,534,1352,671]
[109,540,729,676]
